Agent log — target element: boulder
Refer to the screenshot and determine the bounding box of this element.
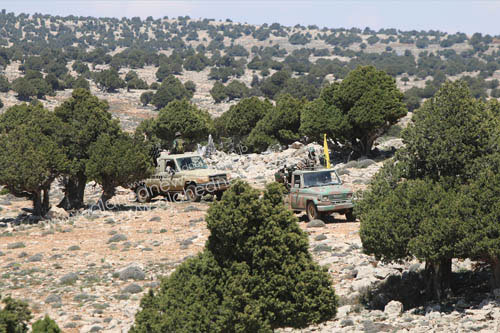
[108,234,128,243]
[122,283,143,294]
[290,141,304,149]
[337,305,351,317]
[384,300,403,317]
[314,234,327,241]
[28,253,43,262]
[45,207,69,220]
[351,278,374,292]
[118,264,145,281]
[307,219,326,228]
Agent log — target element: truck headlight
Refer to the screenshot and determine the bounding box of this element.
[346,193,353,198]
[321,195,329,202]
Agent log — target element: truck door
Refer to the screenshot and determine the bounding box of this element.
[162,159,182,191]
[290,174,301,209]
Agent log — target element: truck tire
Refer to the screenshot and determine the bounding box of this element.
[345,209,356,222]
[136,186,151,203]
[306,202,319,221]
[185,184,202,202]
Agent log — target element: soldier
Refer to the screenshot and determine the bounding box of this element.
[307,147,320,167]
[171,131,185,154]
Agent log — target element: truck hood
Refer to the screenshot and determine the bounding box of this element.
[178,169,227,177]
[301,185,352,195]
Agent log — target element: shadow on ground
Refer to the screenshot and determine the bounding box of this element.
[359,264,494,313]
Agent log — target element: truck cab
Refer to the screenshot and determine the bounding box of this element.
[135,152,230,202]
[289,169,355,221]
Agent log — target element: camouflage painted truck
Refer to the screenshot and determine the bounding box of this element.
[281,168,355,222]
[134,152,231,203]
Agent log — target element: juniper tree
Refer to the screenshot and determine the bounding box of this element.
[358,165,462,300]
[131,182,337,332]
[54,88,120,210]
[215,97,272,140]
[154,99,213,149]
[151,75,193,109]
[86,133,152,204]
[300,65,407,155]
[0,295,32,333]
[457,153,500,288]
[0,104,67,216]
[246,94,303,152]
[399,80,494,187]
[358,81,500,300]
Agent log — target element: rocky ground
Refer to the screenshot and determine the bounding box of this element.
[1,142,500,332]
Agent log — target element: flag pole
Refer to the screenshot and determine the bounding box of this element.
[324,134,331,169]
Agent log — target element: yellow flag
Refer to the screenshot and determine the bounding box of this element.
[324,134,331,169]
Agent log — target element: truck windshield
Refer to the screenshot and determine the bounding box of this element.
[303,171,341,187]
[177,156,208,170]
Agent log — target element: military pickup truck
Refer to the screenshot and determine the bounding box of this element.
[134,152,230,203]
[286,168,355,222]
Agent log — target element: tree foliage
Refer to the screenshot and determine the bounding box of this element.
[0,296,32,333]
[54,88,120,210]
[246,94,303,152]
[131,181,337,332]
[140,91,154,106]
[154,99,213,148]
[357,81,500,300]
[0,104,68,216]
[12,77,37,101]
[399,80,493,185]
[300,66,406,155]
[32,316,62,333]
[94,68,126,92]
[215,97,272,139]
[151,75,193,110]
[86,133,152,203]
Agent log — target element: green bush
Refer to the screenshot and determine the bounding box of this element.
[357,81,500,300]
[215,97,272,139]
[131,182,337,332]
[210,81,227,103]
[32,315,61,333]
[246,94,303,152]
[86,132,152,203]
[300,66,407,155]
[151,75,193,110]
[94,68,126,92]
[0,75,10,92]
[154,99,213,148]
[0,295,32,333]
[140,91,154,106]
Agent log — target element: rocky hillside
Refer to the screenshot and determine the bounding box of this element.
[1,138,500,332]
[1,10,500,332]
[0,11,500,131]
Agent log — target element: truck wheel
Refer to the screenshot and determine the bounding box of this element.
[185,185,201,202]
[306,202,319,221]
[136,186,151,203]
[345,209,356,222]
